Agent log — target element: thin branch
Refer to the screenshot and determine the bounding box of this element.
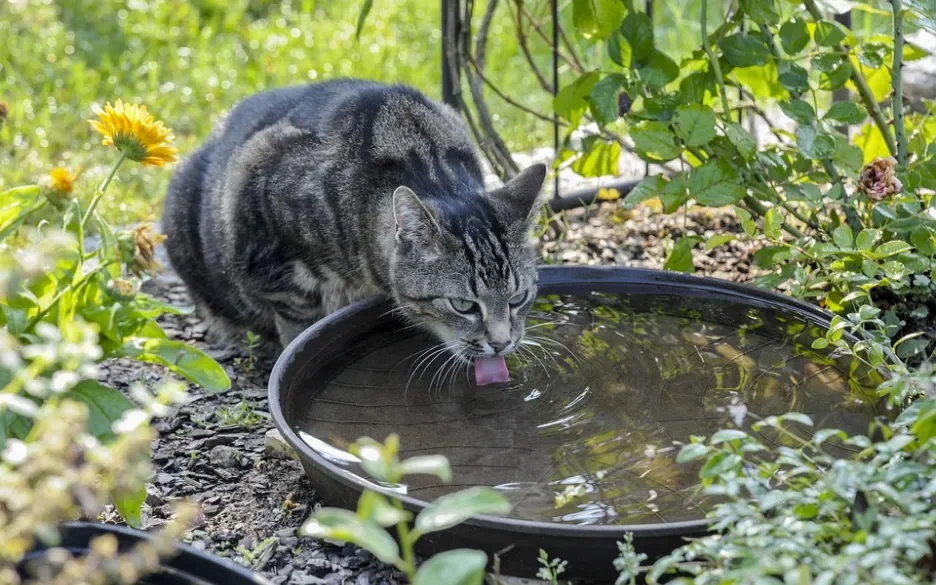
[891,0,908,165]
[513,0,584,73]
[508,0,554,92]
[466,54,565,124]
[701,0,731,116]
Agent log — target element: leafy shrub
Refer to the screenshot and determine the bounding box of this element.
[300,434,511,585]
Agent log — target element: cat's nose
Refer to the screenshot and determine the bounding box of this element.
[489,340,509,354]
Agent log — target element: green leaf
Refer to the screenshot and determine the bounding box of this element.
[704,234,736,250]
[739,0,779,24]
[754,246,792,268]
[710,429,748,444]
[723,121,756,160]
[689,159,745,206]
[862,258,879,278]
[777,61,810,92]
[0,186,44,241]
[120,338,231,392]
[660,177,689,213]
[588,75,627,127]
[572,0,626,40]
[718,34,771,67]
[780,99,816,124]
[572,140,621,177]
[780,18,810,54]
[813,428,846,446]
[623,175,666,208]
[415,487,511,534]
[1,306,28,337]
[736,206,757,237]
[553,71,601,127]
[672,104,716,147]
[833,225,853,249]
[354,0,375,41]
[637,49,680,89]
[796,125,835,159]
[400,455,452,482]
[65,380,136,442]
[811,338,830,349]
[630,121,682,162]
[302,508,400,563]
[820,61,853,91]
[856,229,882,251]
[357,491,412,527]
[609,11,653,67]
[664,236,702,273]
[825,102,867,125]
[779,412,814,427]
[764,208,783,240]
[874,240,913,258]
[676,442,708,463]
[814,20,847,47]
[882,260,906,279]
[414,549,488,585]
[911,228,936,256]
[115,486,147,529]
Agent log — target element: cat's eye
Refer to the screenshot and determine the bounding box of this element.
[509,290,529,308]
[449,298,478,314]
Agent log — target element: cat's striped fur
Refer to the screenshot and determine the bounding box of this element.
[163,79,546,357]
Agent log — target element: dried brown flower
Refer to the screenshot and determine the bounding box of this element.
[858,156,903,202]
[118,224,167,278]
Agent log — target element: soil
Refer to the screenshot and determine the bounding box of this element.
[100,201,756,585]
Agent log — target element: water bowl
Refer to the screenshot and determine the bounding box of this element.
[269,266,886,581]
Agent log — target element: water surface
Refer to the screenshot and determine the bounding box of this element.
[298,292,884,526]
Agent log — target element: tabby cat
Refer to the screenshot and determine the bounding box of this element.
[163,79,546,374]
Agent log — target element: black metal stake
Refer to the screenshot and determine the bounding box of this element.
[552,0,560,199]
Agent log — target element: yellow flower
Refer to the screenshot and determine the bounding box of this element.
[597,187,621,202]
[49,167,76,194]
[89,100,178,167]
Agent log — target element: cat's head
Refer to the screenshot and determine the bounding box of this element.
[389,163,547,360]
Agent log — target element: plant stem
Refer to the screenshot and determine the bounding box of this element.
[701,0,731,116]
[393,503,417,581]
[891,0,908,166]
[81,152,126,229]
[802,0,897,157]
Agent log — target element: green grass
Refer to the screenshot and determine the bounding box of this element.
[0,0,891,223]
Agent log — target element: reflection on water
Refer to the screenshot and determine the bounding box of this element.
[298,292,885,526]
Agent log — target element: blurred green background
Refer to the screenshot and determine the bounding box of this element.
[0,0,889,222]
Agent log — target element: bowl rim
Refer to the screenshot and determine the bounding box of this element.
[268,265,874,540]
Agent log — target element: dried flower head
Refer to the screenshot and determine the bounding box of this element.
[118,224,167,277]
[858,156,903,202]
[48,167,76,195]
[89,100,177,167]
[0,101,8,128]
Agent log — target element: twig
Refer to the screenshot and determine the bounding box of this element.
[891,0,908,165]
[802,0,897,157]
[466,55,566,124]
[701,0,731,116]
[513,0,584,73]
[508,0,554,92]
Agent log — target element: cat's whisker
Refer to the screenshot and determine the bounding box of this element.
[520,338,563,370]
[525,335,582,364]
[405,343,455,398]
[524,320,567,331]
[431,351,463,399]
[518,344,550,379]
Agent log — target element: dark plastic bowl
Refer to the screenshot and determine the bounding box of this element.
[19,522,269,585]
[268,266,881,581]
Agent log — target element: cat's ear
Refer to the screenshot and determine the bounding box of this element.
[392,186,441,246]
[491,163,547,225]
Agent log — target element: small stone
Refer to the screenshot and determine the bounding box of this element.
[208,445,240,469]
[265,428,298,460]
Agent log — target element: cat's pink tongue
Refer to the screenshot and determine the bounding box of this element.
[474,356,509,386]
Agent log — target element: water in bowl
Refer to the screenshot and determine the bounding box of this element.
[296,291,885,526]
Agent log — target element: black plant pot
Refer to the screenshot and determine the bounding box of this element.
[19,522,270,585]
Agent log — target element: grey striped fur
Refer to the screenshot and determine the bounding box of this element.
[163,79,546,359]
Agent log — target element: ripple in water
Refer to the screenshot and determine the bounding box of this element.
[297,292,885,526]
